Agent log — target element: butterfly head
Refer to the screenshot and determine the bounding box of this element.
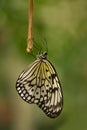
[37,51,47,60]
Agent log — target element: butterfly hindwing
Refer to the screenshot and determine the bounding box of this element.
[38,60,63,118]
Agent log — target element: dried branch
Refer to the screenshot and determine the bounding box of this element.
[27,0,34,53]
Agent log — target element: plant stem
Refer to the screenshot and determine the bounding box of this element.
[27,0,33,53]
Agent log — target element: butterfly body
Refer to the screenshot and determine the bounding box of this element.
[16,51,63,118]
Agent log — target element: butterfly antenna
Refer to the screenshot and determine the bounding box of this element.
[33,38,41,51]
[29,51,36,58]
[44,38,48,53]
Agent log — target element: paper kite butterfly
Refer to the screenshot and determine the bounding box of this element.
[16,51,63,118]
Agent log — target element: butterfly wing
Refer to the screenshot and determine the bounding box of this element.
[16,59,63,118]
[38,60,63,118]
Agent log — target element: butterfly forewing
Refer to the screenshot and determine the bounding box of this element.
[16,52,63,118]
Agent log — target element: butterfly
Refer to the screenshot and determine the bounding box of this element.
[16,51,63,118]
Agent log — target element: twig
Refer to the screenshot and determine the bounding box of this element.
[27,0,33,53]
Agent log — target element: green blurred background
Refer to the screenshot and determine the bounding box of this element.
[0,0,87,130]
